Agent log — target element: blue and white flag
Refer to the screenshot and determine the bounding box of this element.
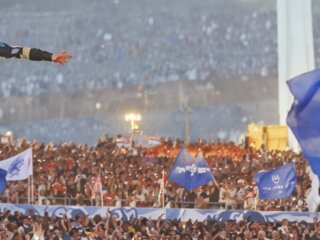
[0,148,33,181]
[116,136,131,148]
[0,169,7,192]
[147,135,162,147]
[168,147,213,191]
[255,163,296,199]
[287,68,320,178]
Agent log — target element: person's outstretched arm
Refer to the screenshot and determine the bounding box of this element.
[0,41,72,64]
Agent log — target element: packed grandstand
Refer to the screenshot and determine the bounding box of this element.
[0,0,278,95]
[0,0,280,145]
[2,0,320,144]
[0,208,318,239]
[2,0,320,239]
[0,135,314,239]
[0,136,310,211]
[0,208,317,239]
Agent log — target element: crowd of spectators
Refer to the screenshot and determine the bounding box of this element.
[0,0,279,146]
[0,134,311,213]
[1,0,277,96]
[0,0,319,223]
[0,105,246,145]
[3,0,319,97]
[0,209,320,239]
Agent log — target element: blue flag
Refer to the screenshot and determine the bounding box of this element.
[287,69,320,178]
[255,163,296,199]
[0,168,7,193]
[168,147,213,191]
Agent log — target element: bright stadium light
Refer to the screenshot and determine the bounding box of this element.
[0,131,13,144]
[6,131,13,142]
[95,102,101,110]
[5,131,12,137]
[125,113,141,133]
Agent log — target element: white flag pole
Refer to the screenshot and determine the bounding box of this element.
[31,175,34,204]
[157,170,165,208]
[157,186,161,207]
[162,170,165,208]
[28,176,30,204]
[30,148,34,204]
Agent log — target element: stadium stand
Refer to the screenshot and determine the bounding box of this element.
[0,0,283,144]
[0,136,310,213]
[1,0,277,95]
[0,208,316,239]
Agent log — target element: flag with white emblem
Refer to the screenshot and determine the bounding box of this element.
[168,147,213,191]
[255,163,296,199]
[0,148,33,181]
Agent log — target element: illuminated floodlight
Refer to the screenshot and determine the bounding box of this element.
[125,113,141,133]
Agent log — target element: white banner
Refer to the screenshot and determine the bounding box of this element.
[0,204,316,223]
[0,148,33,181]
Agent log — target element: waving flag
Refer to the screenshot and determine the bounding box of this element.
[0,148,33,181]
[0,169,7,192]
[147,135,162,147]
[116,136,131,148]
[287,68,320,177]
[306,168,320,212]
[255,163,296,199]
[168,147,213,191]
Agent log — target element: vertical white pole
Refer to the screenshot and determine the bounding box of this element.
[28,176,30,204]
[185,108,190,146]
[277,0,314,149]
[158,170,165,208]
[31,176,34,204]
[162,170,166,208]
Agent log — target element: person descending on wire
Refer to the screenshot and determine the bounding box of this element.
[0,41,72,64]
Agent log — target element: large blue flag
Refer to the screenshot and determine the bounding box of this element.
[255,163,296,199]
[168,147,213,191]
[287,68,320,177]
[0,168,7,193]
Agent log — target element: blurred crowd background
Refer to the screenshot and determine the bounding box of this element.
[0,136,311,213]
[1,1,320,144]
[0,0,281,144]
[1,0,278,95]
[1,0,320,145]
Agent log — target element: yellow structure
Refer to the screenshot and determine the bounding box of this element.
[247,124,265,150]
[247,124,288,151]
